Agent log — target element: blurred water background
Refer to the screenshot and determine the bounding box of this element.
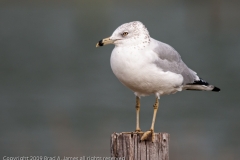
[0,0,240,159]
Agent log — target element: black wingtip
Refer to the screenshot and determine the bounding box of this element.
[212,86,220,92]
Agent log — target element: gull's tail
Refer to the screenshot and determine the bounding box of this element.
[183,78,220,92]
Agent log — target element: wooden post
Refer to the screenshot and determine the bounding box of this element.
[111,132,170,160]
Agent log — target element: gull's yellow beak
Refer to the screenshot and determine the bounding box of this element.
[96,37,114,47]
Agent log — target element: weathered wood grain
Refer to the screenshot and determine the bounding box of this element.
[111,132,170,160]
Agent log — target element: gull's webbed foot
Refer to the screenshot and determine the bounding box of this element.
[140,129,154,142]
[122,130,143,134]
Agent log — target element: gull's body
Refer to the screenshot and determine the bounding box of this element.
[111,38,189,97]
[96,21,220,141]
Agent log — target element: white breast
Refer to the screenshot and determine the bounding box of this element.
[110,46,183,97]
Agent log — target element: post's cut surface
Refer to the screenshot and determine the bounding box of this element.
[111,132,170,160]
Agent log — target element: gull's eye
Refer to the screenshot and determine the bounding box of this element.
[122,32,128,37]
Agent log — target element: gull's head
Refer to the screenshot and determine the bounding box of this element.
[96,21,150,48]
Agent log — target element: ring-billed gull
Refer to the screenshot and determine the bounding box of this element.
[96,21,220,142]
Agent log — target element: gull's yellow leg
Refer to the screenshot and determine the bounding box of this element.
[150,97,159,132]
[135,96,141,132]
[141,97,159,142]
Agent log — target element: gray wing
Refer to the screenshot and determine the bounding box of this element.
[151,38,198,84]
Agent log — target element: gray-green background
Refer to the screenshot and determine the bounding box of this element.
[1,0,239,159]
